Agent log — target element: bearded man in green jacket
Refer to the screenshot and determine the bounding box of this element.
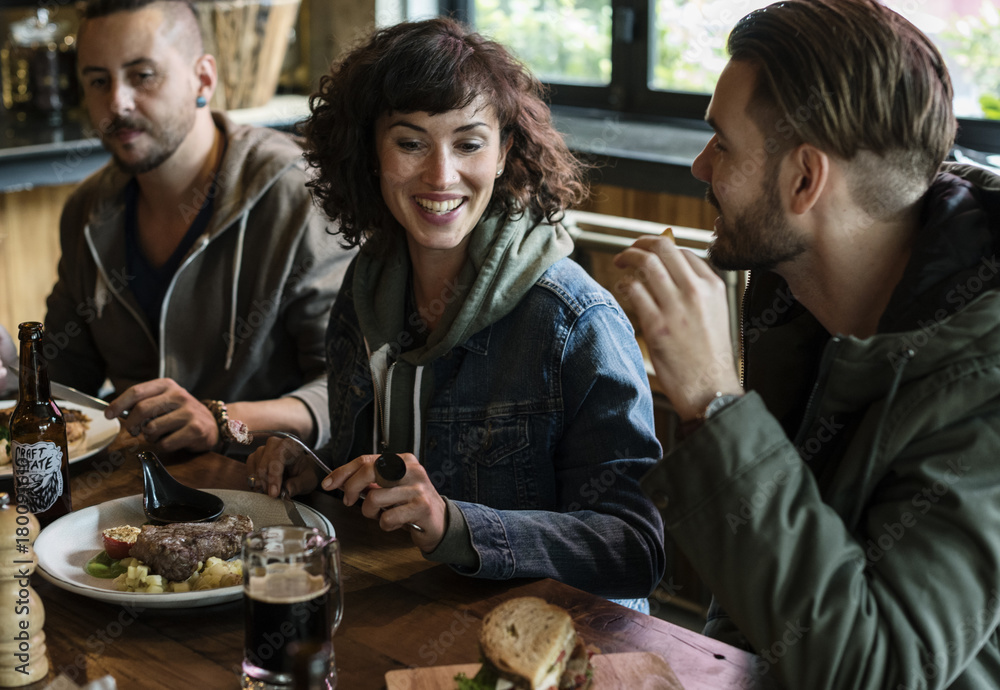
[615,0,1000,688]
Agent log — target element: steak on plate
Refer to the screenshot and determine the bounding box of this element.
[129,514,253,581]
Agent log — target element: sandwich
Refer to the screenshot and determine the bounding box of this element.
[456,597,595,690]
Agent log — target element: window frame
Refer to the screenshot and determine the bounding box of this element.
[443,0,1000,155]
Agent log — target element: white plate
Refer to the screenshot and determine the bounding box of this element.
[0,399,121,477]
[35,489,334,608]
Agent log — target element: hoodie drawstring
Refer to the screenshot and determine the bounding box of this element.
[413,365,424,455]
[224,210,249,370]
[367,339,389,452]
[365,339,424,456]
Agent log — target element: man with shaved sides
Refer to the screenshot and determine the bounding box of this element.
[36,0,354,453]
[617,1,1000,688]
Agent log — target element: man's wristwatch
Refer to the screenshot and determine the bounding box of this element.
[677,391,743,440]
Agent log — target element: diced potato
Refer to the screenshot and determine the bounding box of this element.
[109,555,244,593]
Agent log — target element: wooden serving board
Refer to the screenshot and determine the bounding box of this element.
[385,651,684,689]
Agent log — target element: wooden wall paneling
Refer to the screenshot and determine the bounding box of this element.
[0,184,76,337]
[582,184,717,231]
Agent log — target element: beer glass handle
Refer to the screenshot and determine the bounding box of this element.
[328,537,344,636]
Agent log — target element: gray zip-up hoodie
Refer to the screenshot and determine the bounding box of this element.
[43,112,353,445]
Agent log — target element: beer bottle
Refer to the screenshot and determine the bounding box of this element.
[9,322,72,527]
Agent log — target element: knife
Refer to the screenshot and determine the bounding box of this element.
[8,362,128,418]
[52,381,130,419]
[280,489,308,527]
[51,381,118,412]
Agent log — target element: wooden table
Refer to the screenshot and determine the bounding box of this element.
[3,447,777,690]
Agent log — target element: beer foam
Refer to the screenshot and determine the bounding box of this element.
[248,564,328,603]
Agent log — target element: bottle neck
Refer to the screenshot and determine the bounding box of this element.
[18,340,51,403]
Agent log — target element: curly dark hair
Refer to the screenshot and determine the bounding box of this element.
[303,17,589,252]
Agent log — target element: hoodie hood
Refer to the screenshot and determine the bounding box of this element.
[84,111,306,240]
[879,166,1000,334]
[744,163,1000,440]
[353,212,574,453]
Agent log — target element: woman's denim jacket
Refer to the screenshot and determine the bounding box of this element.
[323,257,666,601]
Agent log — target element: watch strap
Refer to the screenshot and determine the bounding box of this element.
[676,392,742,440]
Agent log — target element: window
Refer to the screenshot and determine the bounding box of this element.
[471,0,613,85]
[454,0,1000,153]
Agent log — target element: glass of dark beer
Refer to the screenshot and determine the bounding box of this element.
[241,526,343,689]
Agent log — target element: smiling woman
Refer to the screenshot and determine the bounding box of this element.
[373,101,509,284]
[303,17,588,255]
[246,18,668,609]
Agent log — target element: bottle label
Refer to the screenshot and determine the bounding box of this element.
[11,441,65,514]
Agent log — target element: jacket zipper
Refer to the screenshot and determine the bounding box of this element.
[157,236,211,377]
[85,224,214,377]
[792,336,843,448]
[744,270,843,451]
[84,225,157,349]
[739,270,752,387]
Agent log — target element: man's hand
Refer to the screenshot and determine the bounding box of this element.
[614,235,743,420]
[246,436,320,499]
[322,453,447,552]
[0,325,17,395]
[105,378,219,453]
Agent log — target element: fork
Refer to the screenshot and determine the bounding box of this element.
[249,429,424,533]
[249,429,332,473]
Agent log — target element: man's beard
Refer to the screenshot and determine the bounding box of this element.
[706,178,807,272]
[103,110,193,175]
